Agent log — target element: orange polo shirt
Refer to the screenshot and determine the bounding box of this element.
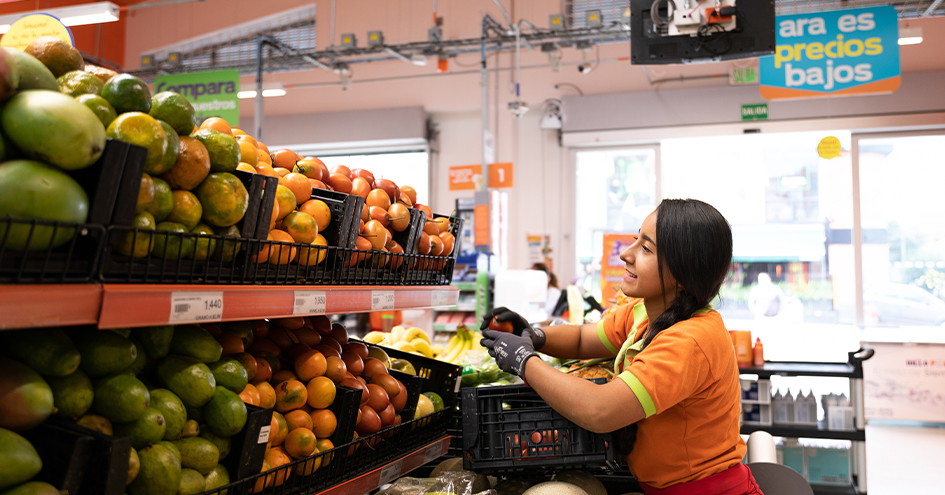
[597,298,746,489]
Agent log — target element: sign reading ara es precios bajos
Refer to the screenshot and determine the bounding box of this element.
[759,6,899,100]
[153,70,240,126]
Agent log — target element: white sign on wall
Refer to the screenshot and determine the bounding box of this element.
[863,342,945,423]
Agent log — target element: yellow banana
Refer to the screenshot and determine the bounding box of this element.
[442,331,470,364]
[364,331,387,344]
[391,340,417,353]
[469,331,485,350]
[390,325,405,342]
[432,344,444,356]
[402,327,430,344]
[410,338,433,358]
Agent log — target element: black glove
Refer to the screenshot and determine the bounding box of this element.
[480,329,538,377]
[480,307,546,350]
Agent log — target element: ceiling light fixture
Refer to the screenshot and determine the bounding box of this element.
[0,2,120,34]
[238,83,286,99]
[898,26,923,45]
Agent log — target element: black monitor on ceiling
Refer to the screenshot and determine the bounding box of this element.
[630,0,776,65]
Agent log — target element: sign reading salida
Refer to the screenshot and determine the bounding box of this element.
[759,6,899,100]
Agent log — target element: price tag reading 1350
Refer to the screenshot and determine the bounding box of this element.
[169,291,224,323]
[371,291,395,311]
[293,291,327,316]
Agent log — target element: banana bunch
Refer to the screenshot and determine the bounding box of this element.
[363,326,434,358]
[435,325,485,365]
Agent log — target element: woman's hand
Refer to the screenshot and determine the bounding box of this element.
[480,329,538,377]
[480,307,546,350]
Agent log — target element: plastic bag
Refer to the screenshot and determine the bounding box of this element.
[378,472,497,495]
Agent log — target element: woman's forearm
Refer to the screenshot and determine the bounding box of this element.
[538,322,612,359]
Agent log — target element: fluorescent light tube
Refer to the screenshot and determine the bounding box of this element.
[0,2,119,34]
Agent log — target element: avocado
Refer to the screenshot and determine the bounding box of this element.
[177,468,206,495]
[76,330,138,377]
[157,441,181,463]
[92,374,150,423]
[3,48,57,92]
[45,369,94,419]
[175,436,219,475]
[127,444,181,495]
[0,481,60,495]
[1,328,80,376]
[114,407,166,450]
[204,464,230,492]
[169,326,223,364]
[0,427,42,490]
[156,355,216,408]
[149,389,187,441]
[132,326,174,359]
[127,447,140,485]
[24,37,84,78]
[198,428,232,460]
[202,387,247,438]
[207,359,248,394]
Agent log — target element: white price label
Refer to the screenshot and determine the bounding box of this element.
[378,460,403,486]
[455,375,462,394]
[169,292,223,323]
[423,444,443,464]
[431,290,451,308]
[372,291,395,311]
[293,291,327,316]
[257,425,271,444]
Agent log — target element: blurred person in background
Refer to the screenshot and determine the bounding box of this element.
[532,263,561,316]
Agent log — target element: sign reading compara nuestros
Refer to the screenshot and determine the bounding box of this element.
[154,70,240,126]
[759,6,900,100]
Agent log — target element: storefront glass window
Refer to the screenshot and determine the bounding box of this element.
[857,134,945,328]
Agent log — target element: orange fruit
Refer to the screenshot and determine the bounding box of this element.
[161,136,211,190]
[297,451,322,476]
[268,230,298,264]
[257,149,272,165]
[275,379,308,412]
[165,190,203,230]
[233,352,258,381]
[274,167,291,178]
[231,128,247,136]
[200,117,233,136]
[297,234,328,266]
[274,185,296,221]
[250,460,273,493]
[255,380,276,408]
[284,409,314,432]
[254,232,275,263]
[270,411,288,446]
[236,162,256,173]
[324,356,347,383]
[255,163,278,178]
[279,172,313,205]
[284,427,317,459]
[283,211,318,244]
[215,331,244,356]
[238,139,259,166]
[239,383,260,406]
[256,141,271,154]
[306,376,336,409]
[271,149,300,169]
[193,172,249,228]
[299,199,331,231]
[294,350,327,382]
[271,369,298,385]
[310,409,337,439]
[316,438,335,466]
[264,446,292,486]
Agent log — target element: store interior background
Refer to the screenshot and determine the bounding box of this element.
[4,0,941,492]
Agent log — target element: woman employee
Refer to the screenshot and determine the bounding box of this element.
[481,199,762,495]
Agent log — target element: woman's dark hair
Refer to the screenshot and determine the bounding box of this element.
[531,262,559,289]
[613,198,733,456]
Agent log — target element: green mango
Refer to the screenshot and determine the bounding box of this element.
[169,326,222,364]
[1,328,80,376]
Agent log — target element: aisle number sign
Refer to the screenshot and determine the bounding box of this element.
[448,163,513,190]
[759,6,900,100]
[601,234,636,306]
[154,70,240,126]
[0,14,74,51]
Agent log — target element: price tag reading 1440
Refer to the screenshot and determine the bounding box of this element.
[372,291,395,311]
[169,291,224,323]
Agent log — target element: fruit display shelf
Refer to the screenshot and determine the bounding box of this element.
[314,437,450,495]
[0,284,458,330]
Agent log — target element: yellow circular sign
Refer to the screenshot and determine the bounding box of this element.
[817,136,842,159]
[0,14,74,51]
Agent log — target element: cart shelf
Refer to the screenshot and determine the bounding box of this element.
[0,284,458,330]
[740,424,866,442]
[313,437,450,495]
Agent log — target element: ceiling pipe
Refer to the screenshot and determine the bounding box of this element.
[124,0,205,11]
[923,0,943,17]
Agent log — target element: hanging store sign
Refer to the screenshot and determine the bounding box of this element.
[759,6,900,100]
[448,163,513,190]
[154,70,240,126]
[0,14,74,50]
[601,233,636,306]
[741,103,769,121]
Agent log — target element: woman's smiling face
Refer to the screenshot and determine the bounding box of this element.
[619,211,678,304]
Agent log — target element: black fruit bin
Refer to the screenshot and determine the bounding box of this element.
[362,340,462,412]
[328,384,362,447]
[20,415,134,495]
[308,188,364,250]
[461,379,616,475]
[97,170,277,284]
[223,403,273,481]
[239,235,339,285]
[391,206,425,255]
[335,245,410,285]
[402,214,462,286]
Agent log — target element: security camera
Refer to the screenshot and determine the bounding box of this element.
[577,64,593,74]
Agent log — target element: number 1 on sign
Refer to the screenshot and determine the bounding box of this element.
[372,291,395,311]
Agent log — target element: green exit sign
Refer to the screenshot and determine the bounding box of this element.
[741,103,769,121]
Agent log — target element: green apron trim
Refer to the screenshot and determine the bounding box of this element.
[597,320,620,356]
[617,370,657,418]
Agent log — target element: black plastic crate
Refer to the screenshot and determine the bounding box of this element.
[446,394,464,458]
[335,246,409,285]
[390,369,423,422]
[0,219,105,283]
[362,340,462,411]
[402,215,463,286]
[461,379,616,475]
[98,171,275,284]
[240,237,338,285]
[392,206,425,255]
[328,384,362,447]
[308,188,364,249]
[222,404,273,481]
